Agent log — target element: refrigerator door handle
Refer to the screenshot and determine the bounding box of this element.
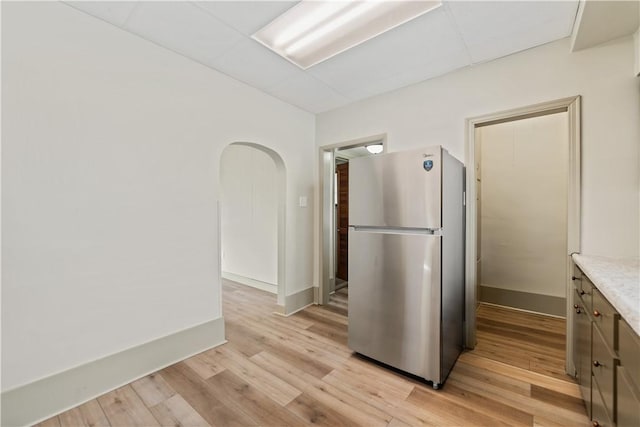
[350,226,441,236]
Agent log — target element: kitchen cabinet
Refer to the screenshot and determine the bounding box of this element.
[617,320,640,427]
[572,261,640,427]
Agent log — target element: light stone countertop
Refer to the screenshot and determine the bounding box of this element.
[572,254,640,337]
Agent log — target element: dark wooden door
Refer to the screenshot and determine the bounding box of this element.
[336,162,349,281]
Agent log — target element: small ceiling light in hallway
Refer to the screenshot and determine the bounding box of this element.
[366,143,384,154]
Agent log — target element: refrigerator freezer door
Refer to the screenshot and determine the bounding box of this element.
[349,147,442,229]
[348,229,442,382]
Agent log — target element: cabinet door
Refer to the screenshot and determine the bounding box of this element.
[575,290,592,417]
[617,366,640,427]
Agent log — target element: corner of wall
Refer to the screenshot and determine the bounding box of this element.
[283,287,315,316]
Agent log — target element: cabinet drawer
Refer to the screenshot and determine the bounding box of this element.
[619,320,640,391]
[592,288,618,350]
[592,326,617,417]
[592,382,615,427]
[617,366,640,427]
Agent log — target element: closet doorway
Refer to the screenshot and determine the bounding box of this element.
[465,96,581,376]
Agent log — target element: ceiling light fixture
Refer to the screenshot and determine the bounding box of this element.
[253,0,442,70]
[366,144,384,154]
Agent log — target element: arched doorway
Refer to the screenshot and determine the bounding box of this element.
[220,142,286,306]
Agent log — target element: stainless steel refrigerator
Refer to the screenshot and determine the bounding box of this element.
[348,145,465,389]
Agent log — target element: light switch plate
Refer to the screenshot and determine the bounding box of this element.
[299,196,307,207]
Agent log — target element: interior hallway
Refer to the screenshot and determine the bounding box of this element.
[37,281,587,426]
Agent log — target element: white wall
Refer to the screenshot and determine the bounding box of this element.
[317,36,640,260]
[221,145,278,285]
[2,2,315,391]
[479,113,568,297]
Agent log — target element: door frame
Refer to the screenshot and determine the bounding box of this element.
[464,96,581,375]
[317,134,387,305]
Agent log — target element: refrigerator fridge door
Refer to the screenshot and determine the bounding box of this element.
[349,146,442,229]
[348,228,442,382]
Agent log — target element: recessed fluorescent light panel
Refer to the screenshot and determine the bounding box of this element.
[253,0,442,70]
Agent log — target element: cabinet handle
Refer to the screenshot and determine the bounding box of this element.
[593,360,601,367]
[593,310,601,317]
[572,276,581,281]
[574,304,579,309]
[576,308,581,314]
[580,290,586,295]
[592,421,600,427]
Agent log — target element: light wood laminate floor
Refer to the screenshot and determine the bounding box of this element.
[37,281,588,426]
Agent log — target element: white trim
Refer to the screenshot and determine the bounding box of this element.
[1,317,226,427]
[284,287,315,315]
[465,96,581,375]
[222,271,277,294]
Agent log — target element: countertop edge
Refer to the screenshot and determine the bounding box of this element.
[572,254,640,337]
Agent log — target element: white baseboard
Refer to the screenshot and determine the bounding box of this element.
[284,287,315,316]
[2,317,226,427]
[222,271,277,294]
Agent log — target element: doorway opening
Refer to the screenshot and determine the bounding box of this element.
[220,142,286,307]
[318,135,386,308]
[465,97,581,376]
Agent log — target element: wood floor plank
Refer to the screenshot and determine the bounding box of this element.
[160,362,258,427]
[305,322,348,346]
[97,385,159,427]
[530,384,587,415]
[225,321,334,379]
[299,305,349,326]
[529,355,574,382]
[458,352,581,398]
[285,392,356,427]
[149,394,211,427]
[324,365,415,402]
[212,345,302,406]
[182,348,227,380]
[477,304,565,334]
[322,371,438,427]
[532,415,576,427]
[452,360,531,397]
[57,399,110,427]
[205,369,309,427]
[447,373,586,425]
[387,417,412,427]
[422,381,534,426]
[405,386,516,427]
[251,350,391,427]
[34,416,61,427]
[131,373,175,407]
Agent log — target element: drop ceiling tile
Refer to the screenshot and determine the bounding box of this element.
[209,38,302,92]
[123,2,244,66]
[466,17,574,64]
[343,48,470,101]
[308,7,470,99]
[447,1,578,63]
[267,72,351,113]
[193,1,297,35]
[65,1,138,27]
